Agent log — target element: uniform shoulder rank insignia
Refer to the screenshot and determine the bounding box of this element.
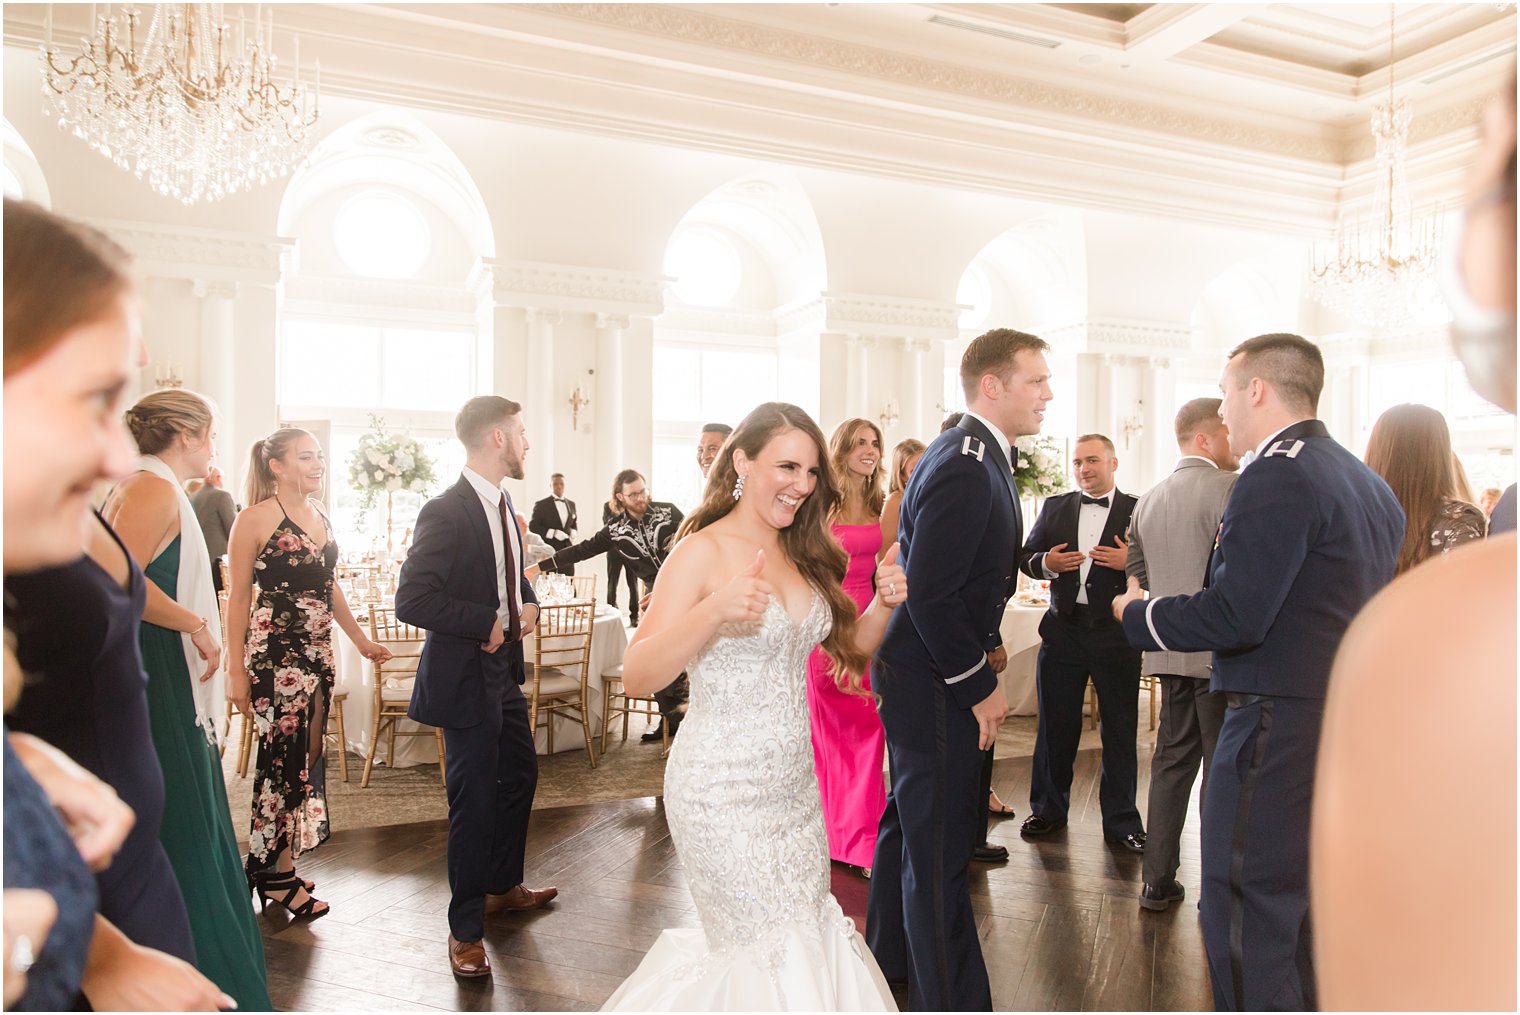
[1263,438,1305,459]
[960,436,985,462]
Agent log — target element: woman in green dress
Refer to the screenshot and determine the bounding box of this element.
[103,389,271,1009]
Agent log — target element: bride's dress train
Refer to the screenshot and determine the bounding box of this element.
[602,593,896,1012]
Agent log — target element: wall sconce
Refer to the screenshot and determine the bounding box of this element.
[568,384,590,430]
[1122,400,1144,449]
[153,361,183,390]
[878,400,900,430]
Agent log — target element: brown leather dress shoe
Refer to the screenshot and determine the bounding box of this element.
[484,884,559,914]
[448,935,491,978]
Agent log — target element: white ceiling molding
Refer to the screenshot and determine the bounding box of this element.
[84,218,294,285]
[1046,318,1199,355]
[469,258,669,318]
[822,293,962,340]
[8,4,1508,238]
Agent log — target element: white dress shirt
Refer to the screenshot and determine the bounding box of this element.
[1073,486,1115,605]
[554,497,569,528]
[462,467,518,627]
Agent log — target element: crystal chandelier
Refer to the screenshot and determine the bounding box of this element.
[41,4,320,205]
[1308,6,1442,328]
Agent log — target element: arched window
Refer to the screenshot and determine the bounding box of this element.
[276,115,494,549]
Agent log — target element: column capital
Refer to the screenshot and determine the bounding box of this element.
[527,307,564,326]
[596,312,631,331]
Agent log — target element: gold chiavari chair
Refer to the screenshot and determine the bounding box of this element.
[601,664,667,756]
[364,606,446,788]
[527,602,597,767]
[569,573,597,602]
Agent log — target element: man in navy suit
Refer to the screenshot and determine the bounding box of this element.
[395,395,558,980]
[1112,334,1404,1010]
[867,328,1050,1011]
[1017,434,1145,850]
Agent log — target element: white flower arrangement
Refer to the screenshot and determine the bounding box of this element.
[1013,435,1069,499]
[347,415,437,509]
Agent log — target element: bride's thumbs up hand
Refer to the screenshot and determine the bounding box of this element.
[876,542,907,608]
[711,550,772,624]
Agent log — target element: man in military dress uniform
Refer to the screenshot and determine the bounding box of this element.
[1017,433,1145,851]
[868,328,1050,1011]
[1112,333,1404,1011]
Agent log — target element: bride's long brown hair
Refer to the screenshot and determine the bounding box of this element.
[677,402,872,693]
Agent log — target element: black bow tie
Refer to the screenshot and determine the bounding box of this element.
[1080,495,1110,508]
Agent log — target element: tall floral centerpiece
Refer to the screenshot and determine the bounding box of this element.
[1013,435,1068,500]
[347,415,437,553]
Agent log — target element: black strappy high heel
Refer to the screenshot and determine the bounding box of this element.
[250,869,330,920]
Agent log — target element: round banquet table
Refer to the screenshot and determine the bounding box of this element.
[334,600,629,767]
[999,601,1047,715]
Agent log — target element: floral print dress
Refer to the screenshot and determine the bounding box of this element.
[246,501,338,871]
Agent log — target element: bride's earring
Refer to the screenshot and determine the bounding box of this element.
[732,474,746,501]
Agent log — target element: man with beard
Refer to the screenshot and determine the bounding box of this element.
[396,396,558,980]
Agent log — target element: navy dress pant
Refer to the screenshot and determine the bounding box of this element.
[1200,695,1322,1011]
[1028,615,1143,837]
[867,665,991,1012]
[441,677,537,943]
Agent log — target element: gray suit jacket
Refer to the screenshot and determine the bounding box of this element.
[1125,457,1238,678]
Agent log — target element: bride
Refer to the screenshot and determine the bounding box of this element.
[604,402,907,1012]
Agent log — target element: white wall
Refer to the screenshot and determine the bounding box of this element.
[6,38,1503,521]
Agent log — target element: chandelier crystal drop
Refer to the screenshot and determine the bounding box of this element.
[1307,6,1442,329]
[41,4,321,205]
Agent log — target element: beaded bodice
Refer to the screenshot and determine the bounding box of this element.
[662,590,861,970]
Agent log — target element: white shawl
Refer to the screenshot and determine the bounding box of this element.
[138,454,223,747]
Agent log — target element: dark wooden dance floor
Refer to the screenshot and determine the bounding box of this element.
[260,745,1211,1011]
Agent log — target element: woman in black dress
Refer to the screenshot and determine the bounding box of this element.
[6,511,196,963]
[226,428,390,917]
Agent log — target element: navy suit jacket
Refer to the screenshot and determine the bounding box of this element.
[1018,488,1137,634]
[876,415,1023,709]
[396,476,539,729]
[1121,419,1404,699]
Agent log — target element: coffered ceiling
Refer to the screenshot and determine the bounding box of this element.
[5,3,1515,233]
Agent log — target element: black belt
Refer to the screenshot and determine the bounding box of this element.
[1225,692,1271,709]
[1066,603,1116,630]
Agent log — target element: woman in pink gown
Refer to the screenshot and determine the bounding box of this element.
[806,418,889,874]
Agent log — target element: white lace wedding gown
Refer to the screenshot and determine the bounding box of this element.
[602,592,896,1012]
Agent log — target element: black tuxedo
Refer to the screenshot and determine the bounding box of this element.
[395,476,540,942]
[1017,488,1144,837]
[529,495,577,575]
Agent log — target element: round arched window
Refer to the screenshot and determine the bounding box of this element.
[665,228,742,306]
[333,191,431,278]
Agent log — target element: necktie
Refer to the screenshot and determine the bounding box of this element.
[1081,494,1110,508]
[497,492,522,641]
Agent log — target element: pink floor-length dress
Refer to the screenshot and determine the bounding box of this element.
[805,521,886,869]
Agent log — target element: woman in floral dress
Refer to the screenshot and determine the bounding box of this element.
[225,428,390,918]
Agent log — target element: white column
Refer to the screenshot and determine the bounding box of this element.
[846,335,869,420]
[194,279,238,469]
[595,312,627,486]
[526,308,560,473]
[818,332,850,430]
[1143,356,1174,491]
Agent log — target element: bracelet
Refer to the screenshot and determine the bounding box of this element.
[188,618,208,636]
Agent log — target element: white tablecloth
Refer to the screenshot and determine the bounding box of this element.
[335,603,629,767]
[999,602,1046,715]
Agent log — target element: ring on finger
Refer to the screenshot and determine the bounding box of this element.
[10,934,35,975]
